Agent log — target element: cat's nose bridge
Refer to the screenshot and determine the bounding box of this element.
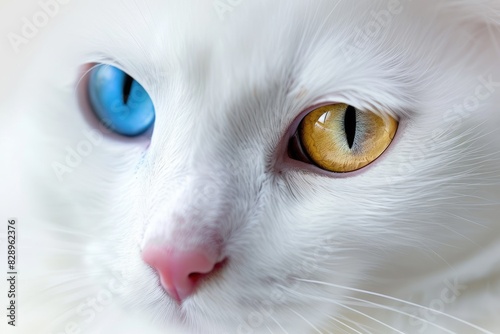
[142,172,232,253]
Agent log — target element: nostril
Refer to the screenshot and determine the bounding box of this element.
[188,258,228,284]
[187,272,205,288]
[213,258,228,273]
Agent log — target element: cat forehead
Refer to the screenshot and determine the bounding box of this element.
[63,0,484,132]
[78,0,425,80]
[74,0,469,114]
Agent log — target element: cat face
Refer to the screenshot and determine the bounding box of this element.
[3,0,500,333]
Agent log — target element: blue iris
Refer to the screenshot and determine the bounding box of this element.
[88,64,155,136]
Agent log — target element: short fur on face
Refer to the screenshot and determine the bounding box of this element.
[1,0,500,333]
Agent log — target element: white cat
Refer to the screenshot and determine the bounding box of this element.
[1,0,500,333]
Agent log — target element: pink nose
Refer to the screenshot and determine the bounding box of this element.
[142,246,218,302]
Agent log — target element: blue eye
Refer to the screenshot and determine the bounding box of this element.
[88,64,155,137]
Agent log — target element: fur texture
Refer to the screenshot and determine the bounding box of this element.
[1,0,500,333]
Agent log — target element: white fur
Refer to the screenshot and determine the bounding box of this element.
[1,0,500,333]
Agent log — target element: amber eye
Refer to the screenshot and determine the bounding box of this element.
[288,104,398,173]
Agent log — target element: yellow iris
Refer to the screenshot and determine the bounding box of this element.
[298,104,398,172]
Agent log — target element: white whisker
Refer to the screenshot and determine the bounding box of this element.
[328,315,365,334]
[280,285,404,334]
[294,278,493,334]
[285,306,324,334]
[337,315,376,334]
[343,295,455,334]
[269,314,290,334]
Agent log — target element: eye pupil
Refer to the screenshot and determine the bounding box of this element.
[122,74,134,104]
[344,105,357,149]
